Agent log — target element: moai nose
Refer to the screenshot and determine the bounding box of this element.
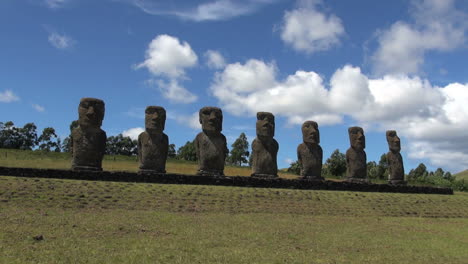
[87,106,95,115]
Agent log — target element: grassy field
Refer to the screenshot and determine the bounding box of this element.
[1,176,468,263]
[1,148,467,263]
[0,148,298,179]
[454,169,468,181]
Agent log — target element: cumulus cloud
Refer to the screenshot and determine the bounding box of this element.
[48,32,74,50]
[0,90,20,103]
[210,58,468,171]
[170,112,201,130]
[372,0,468,75]
[122,127,144,140]
[32,104,45,112]
[127,0,276,22]
[204,50,226,69]
[44,0,69,9]
[280,0,345,54]
[137,34,198,103]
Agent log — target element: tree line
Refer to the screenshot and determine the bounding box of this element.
[0,121,250,166]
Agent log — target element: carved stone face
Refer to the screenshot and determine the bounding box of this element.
[348,126,365,150]
[199,107,222,133]
[386,130,401,152]
[302,121,319,145]
[78,98,105,128]
[145,106,166,133]
[256,112,275,138]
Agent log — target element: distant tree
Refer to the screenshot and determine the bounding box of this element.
[168,143,176,158]
[443,171,453,181]
[375,154,389,179]
[38,127,61,152]
[408,163,428,181]
[287,160,301,175]
[367,161,379,179]
[176,141,197,161]
[434,168,445,178]
[106,134,137,156]
[228,132,249,166]
[19,123,38,150]
[325,149,346,177]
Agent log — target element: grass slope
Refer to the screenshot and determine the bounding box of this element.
[1,176,468,263]
[0,148,297,179]
[454,170,468,181]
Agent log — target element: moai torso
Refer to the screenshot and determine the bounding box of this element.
[386,130,406,185]
[251,112,278,178]
[138,106,168,173]
[71,98,106,171]
[298,143,323,179]
[194,107,228,176]
[138,132,168,173]
[195,132,228,175]
[387,151,404,181]
[346,126,368,181]
[297,121,323,180]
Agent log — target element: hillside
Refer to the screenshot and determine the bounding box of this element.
[454,169,468,181]
[1,176,467,263]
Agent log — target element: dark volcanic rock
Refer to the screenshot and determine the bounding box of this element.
[297,121,323,180]
[251,112,278,178]
[138,106,168,173]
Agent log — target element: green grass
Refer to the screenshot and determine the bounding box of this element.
[0,148,298,179]
[1,176,468,263]
[454,169,468,181]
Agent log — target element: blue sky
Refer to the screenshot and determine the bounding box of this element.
[1,0,468,173]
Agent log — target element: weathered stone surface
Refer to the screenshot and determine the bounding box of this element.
[346,126,368,183]
[194,106,228,176]
[71,98,106,171]
[138,106,168,174]
[386,130,406,185]
[251,112,278,178]
[297,121,323,180]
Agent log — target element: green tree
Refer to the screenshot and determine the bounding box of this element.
[106,134,137,156]
[367,161,379,179]
[168,143,176,158]
[376,154,389,179]
[176,141,197,161]
[326,149,346,177]
[228,132,249,166]
[434,168,445,178]
[287,160,301,175]
[19,123,38,150]
[38,127,61,152]
[408,163,428,181]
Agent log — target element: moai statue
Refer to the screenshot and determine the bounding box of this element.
[345,126,368,183]
[138,106,168,174]
[386,130,406,185]
[194,106,228,176]
[297,121,323,180]
[251,112,278,178]
[71,98,106,171]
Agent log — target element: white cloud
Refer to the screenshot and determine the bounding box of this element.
[372,0,468,75]
[32,104,45,112]
[0,90,20,103]
[137,34,197,79]
[48,32,74,50]
[137,35,199,104]
[122,127,144,140]
[154,79,198,104]
[204,50,226,69]
[169,112,201,130]
[128,0,276,22]
[45,0,68,9]
[280,0,345,54]
[210,58,468,171]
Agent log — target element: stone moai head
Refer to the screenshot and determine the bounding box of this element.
[145,106,166,134]
[348,126,365,151]
[256,112,275,138]
[302,121,319,145]
[78,98,105,129]
[386,130,401,152]
[199,106,223,134]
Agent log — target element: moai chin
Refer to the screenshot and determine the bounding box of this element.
[251,112,278,178]
[138,106,168,174]
[386,130,406,185]
[345,126,368,183]
[71,97,107,171]
[297,121,323,180]
[194,106,228,176]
